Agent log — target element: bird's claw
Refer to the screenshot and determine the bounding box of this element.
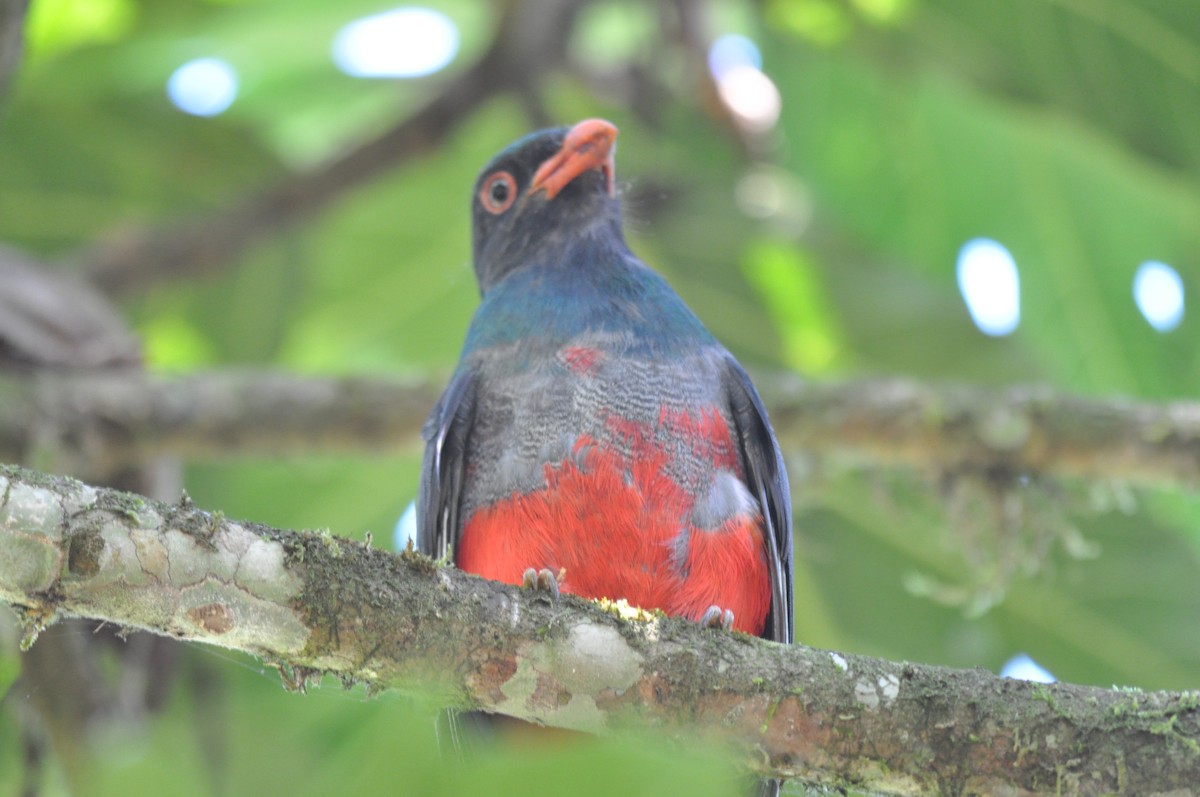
[699,605,735,632]
[522,567,561,602]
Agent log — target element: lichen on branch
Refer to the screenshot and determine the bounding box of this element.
[1,463,1198,796]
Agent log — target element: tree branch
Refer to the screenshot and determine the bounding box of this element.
[74,0,587,298]
[5,369,1200,490]
[1,463,1197,795]
[760,375,1200,487]
[0,369,438,475]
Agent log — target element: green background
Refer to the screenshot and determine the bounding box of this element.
[2,0,1198,794]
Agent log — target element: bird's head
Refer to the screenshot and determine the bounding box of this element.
[470,118,623,294]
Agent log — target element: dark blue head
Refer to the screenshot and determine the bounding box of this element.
[471,119,625,294]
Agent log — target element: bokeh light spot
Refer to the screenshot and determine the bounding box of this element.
[957,238,1020,336]
[716,65,782,134]
[167,57,238,117]
[1000,654,1056,683]
[708,34,762,79]
[735,170,784,219]
[393,500,417,551]
[332,7,459,78]
[1133,260,1184,332]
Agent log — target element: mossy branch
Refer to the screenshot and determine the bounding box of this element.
[1,463,1198,796]
[5,370,1200,490]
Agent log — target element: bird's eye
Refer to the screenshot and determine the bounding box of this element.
[479,171,517,214]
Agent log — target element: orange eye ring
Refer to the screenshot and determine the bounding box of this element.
[479,171,517,214]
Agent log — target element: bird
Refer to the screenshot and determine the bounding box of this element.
[418,118,793,795]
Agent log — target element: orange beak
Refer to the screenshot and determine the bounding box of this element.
[529,118,618,200]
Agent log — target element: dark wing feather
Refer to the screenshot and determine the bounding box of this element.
[722,356,793,645]
[417,368,477,560]
[417,369,481,758]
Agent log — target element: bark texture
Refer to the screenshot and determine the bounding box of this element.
[2,464,1198,796]
[4,370,1200,489]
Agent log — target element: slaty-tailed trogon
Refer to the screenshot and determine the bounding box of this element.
[417,119,793,794]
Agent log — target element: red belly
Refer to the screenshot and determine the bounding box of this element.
[457,433,770,635]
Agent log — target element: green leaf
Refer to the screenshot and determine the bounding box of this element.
[743,239,847,374]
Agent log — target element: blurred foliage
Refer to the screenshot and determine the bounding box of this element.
[2,0,1200,794]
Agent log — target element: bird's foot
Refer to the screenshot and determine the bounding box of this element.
[522,567,561,602]
[699,605,735,632]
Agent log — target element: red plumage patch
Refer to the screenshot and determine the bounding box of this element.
[558,345,602,375]
[658,406,740,472]
[457,411,770,635]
